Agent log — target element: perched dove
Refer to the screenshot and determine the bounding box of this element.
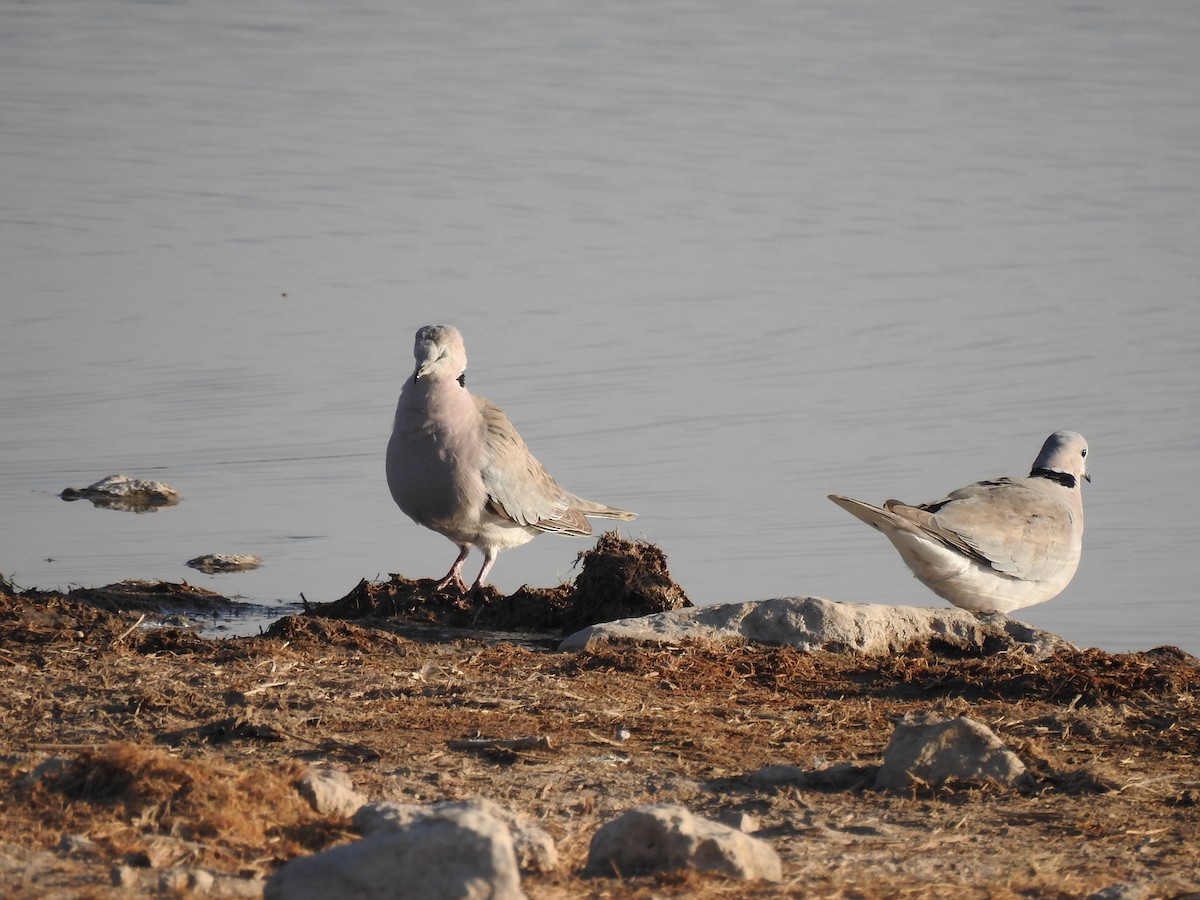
[828,431,1090,613]
[386,324,636,594]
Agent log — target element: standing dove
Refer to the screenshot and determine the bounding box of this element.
[828,431,1090,613]
[386,324,636,594]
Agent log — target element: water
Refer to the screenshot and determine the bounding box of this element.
[3,0,1198,653]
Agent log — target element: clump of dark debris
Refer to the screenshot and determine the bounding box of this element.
[565,531,691,630]
[67,580,239,615]
[299,532,691,636]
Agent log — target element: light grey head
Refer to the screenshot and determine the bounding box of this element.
[1031,431,1090,487]
[412,324,467,382]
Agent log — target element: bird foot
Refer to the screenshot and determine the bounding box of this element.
[434,573,468,594]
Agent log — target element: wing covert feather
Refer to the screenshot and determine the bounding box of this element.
[911,479,1077,580]
[475,397,592,535]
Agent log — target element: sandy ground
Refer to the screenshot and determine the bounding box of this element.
[1,566,1198,899]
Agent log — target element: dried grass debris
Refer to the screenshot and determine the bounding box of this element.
[302,533,691,635]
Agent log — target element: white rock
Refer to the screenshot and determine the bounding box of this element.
[587,804,782,882]
[297,768,366,818]
[354,797,557,873]
[60,474,179,511]
[186,553,262,573]
[265,803,524,900]
[560,596,1068,658]
[875,713,1027,790]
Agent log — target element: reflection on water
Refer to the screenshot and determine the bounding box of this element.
[2,0,1198,653]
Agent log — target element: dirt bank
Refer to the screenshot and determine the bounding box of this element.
[0,571,1197,898]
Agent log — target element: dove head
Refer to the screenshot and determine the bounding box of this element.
[1031,431,1090,487]
[413,325,467,382]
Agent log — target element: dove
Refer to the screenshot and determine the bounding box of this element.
[828,431,1089,613]
[386,324,636,594]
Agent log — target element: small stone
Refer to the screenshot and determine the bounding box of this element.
[266,804,523,900]
[186,553,263,573]
[876,713,1026,790]
[588,804,782,882]
[297,768,366,818]
[60,474,180,512]
[355,797,557,874]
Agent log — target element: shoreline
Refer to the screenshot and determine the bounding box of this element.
[2,573,1198,897]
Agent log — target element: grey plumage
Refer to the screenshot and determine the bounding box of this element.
[829,431,1090,613]
[386,324,635,593]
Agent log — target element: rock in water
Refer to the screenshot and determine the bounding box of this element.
[186,554,262,573]
[61,474,179,512]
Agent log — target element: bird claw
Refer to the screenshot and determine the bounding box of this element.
[434,573,468,594]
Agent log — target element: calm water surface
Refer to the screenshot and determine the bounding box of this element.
[2,0,1198,652]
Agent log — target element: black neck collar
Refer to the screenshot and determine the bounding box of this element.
[412,371,466,386]
[1030,467,1076,489]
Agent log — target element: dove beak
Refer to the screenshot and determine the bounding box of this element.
[414,347,447,381]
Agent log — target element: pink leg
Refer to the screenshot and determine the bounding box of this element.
[434,545,471,592]
[468,550,499,594]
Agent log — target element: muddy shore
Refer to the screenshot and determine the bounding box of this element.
[1,563,1197,898]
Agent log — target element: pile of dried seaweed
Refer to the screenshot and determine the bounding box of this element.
[303,532,692,635]
[19,744,337,874]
